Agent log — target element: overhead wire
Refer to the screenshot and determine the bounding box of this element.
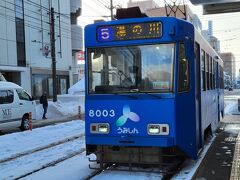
[3,0,75,33]
[0,11,82,43]
[0,2,82,39]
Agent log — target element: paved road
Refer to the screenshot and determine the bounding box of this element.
[194,123,240,180]
[194,115,240,180]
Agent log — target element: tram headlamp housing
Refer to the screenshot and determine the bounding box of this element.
[148,124,161,135]
[90,123,110,134]
[148,124,169,135]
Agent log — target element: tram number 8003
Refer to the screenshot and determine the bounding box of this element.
[89,109,115,118]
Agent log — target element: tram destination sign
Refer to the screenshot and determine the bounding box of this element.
[97,22,162,42]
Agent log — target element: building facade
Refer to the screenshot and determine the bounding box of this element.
[209,36,220,53]
[127,0,159,13]
[220,52,236,82]
[0,0,82,98]
[202,20,220,53]
[70,0,83,84]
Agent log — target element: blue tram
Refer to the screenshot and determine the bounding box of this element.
[84,15,224,163]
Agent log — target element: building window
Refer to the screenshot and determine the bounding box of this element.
[15,0,26,67]
[32,74,69,99]
[15,0,24,19]
[71,13,77,24]
[16,42,26,66]
[71,8,81,25]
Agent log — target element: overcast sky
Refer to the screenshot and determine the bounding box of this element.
[79,0,240,76]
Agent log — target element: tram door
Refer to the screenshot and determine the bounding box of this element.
[194,42,202,149]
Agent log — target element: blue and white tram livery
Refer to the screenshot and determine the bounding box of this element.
[84,15,224,164]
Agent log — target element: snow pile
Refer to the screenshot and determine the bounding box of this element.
[36,94,85,120]
[0,120,84,162]
[68,77,85,95]
[225,100,238,115]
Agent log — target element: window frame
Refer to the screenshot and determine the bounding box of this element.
[16,89,31,101]
[0,90,14,104]
[206,53,210,90]
[178,42,190,92]
[201,49,206,91]
[87,43,176,94]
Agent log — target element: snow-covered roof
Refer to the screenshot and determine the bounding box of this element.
[0,81,22,90]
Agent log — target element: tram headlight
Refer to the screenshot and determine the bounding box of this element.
[98,124,109,133]
[148,124,169,135]
[148,124,161,135]
[90,123,110,134]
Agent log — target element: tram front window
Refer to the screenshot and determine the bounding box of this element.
[88,44,174,94]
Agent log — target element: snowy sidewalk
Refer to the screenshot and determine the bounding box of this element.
[33,115,85,128]
[0,120,84,162]
[0,120,86,180]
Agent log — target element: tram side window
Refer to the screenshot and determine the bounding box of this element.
[212,59,216,89]
[201,50,206,91]
[214,61,217,89]
[220,66,224,89]
[210,57,213,90]
[178,43,189,92]
[206,53,210,90]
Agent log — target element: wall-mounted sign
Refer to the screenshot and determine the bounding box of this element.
[43,45,50,57]
[76,51,85,64]
[97,22,162,42]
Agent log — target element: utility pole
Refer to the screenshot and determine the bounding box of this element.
[50,7,57,102]
[110,0,113,20]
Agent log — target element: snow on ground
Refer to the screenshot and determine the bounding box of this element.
[22,153,96,180]
[0,139,85,179]
[92,170,162,180]
[0,120,84,162]
[225,99,238,115]
[0,92,236,179]
[36,94,85,120]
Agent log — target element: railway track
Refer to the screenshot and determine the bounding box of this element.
[84,158,185,180]
[0,135,85,180]
[0,134,84,164]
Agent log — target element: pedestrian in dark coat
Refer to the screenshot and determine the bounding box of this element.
[40,92,48,119]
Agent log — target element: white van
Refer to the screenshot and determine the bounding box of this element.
[0,81,36,131]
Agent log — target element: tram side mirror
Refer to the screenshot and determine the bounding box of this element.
[93,49,102,59]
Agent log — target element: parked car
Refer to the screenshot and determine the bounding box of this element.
[0,81,36,131]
